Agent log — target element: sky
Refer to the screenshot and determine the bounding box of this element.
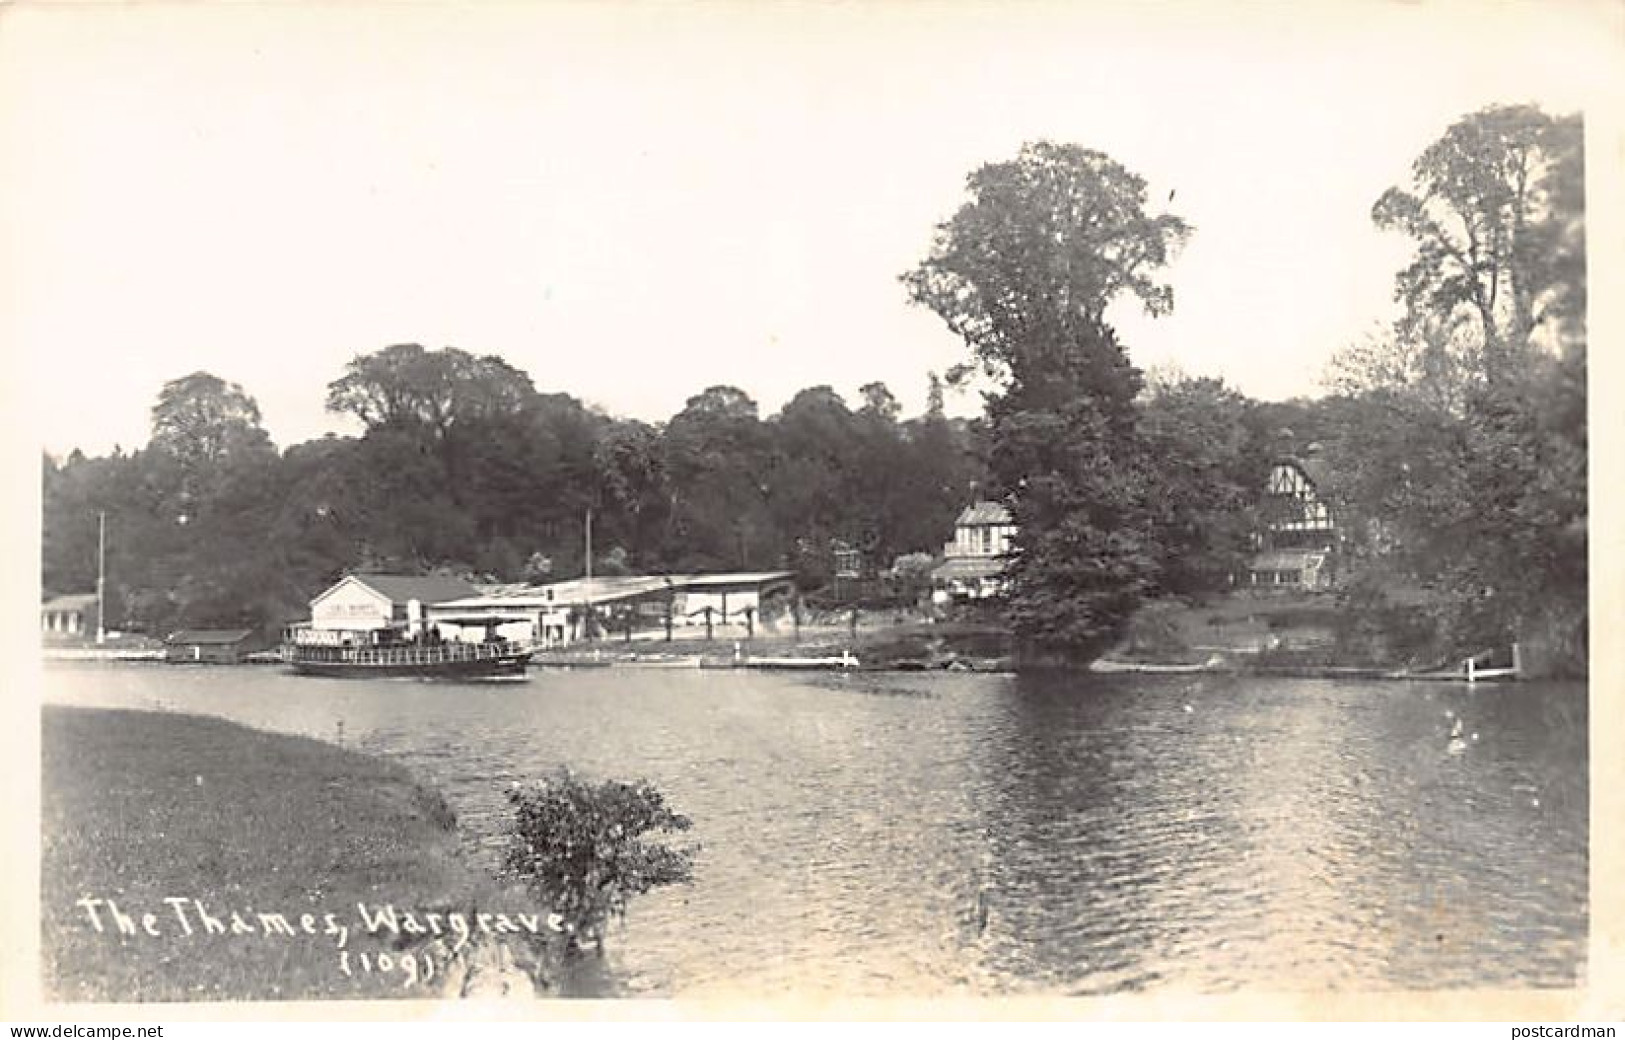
[2,1,1618,457]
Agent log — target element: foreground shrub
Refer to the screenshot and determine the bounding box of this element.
[502,769,697,952]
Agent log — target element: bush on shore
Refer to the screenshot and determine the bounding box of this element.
[502,770,697,953]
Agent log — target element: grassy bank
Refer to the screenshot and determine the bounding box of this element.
[41,706,575,1002]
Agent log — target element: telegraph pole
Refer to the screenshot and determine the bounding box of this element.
[95,511,106,645]
[583,507,594,643]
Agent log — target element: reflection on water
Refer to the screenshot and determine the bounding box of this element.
[45,663,1586,996]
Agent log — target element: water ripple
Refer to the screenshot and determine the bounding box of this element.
[45,663,1587,995]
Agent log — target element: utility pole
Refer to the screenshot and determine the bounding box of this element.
[95,511,106,645]
[583,507,594,643]
[664,577,674,642]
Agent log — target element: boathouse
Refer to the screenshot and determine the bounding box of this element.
[429,575,675,647]
[427,571,799,647]
[672,572,796,626]
[164,629,255,664]
[932,501,1016,602]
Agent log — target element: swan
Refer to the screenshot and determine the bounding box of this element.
[1447,716,1468,755]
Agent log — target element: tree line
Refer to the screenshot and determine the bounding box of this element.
[38,342,1296,644]
[42,355,994,637]
[43,102,1585,674]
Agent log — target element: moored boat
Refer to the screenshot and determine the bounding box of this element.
[282,638,533,678]
[1089,657,1220,675]
[700,651,858,670]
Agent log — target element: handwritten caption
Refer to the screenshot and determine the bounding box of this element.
[74,897,569,988]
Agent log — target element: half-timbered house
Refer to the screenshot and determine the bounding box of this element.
[1248,452,1336,589]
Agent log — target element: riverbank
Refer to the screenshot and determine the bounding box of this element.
[527,620,1016,673]
[41,706,576,1002]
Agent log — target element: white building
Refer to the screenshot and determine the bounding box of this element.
[429,575,673,647]
[931,501,1016,602]
[41,593,98,640]
[300,573,481,644]
[427,571,798,648]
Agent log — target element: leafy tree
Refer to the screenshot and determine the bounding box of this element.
[1138,374,1262,599]
[857,381,901,423]
[342,425,476,568]
[1324,321,1486,417]
[593,419,673,569]
[905,142,1190,399]
[1391,369,1585,670]
[325,343,535,438]
[662,386,774,570]
[503,770,696,952]
[150,372,275,470]
[905,141,1190,662]
[889,551,938,604]
[891,389,989,559]
[1372,104,1583,381]
[989,380,1159,658]
[1323,102,1587,674]
[324,345,619,580]
[767,386,863,572]
[149,371,276,515]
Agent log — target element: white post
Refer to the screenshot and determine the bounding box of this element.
[1466,655,1476,683]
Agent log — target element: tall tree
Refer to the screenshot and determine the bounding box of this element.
[769,385,861,548]
[662,386,774,570]
[857,381,901,424]
[1372,104,1583,381]
[1327,102,1587,674]
[149,371,275,495]
[849,380,914,566]
[326,343,535,438]
[906,143,1188,411]
[1324,321,1485,417]
[1138,374,1262,599]
[906,141,1190,661]
[593,419,673,569]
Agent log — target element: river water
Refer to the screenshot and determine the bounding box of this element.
[44,663,1587,997]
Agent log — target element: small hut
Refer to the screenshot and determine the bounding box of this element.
[164,629,256,665]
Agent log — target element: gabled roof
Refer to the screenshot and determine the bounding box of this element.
[345,573,481,605]
[166,629,255,645]
[956,501,1012,526]
[1272,455,1332,493]
[41,593,98,613]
